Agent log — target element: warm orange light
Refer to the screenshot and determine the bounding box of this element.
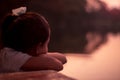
[101,0,120,10]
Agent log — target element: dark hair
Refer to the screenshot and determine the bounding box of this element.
[1,12,50,52]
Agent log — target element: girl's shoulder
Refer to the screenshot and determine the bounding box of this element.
[0,47,31,73]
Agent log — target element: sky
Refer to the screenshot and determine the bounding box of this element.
[101,0,120,10]
[86,0,120,12]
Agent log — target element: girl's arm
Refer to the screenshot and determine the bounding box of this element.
[20,54,63,71]
[47,52,67,64]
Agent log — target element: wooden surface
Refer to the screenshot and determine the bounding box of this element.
[0,70,76,80]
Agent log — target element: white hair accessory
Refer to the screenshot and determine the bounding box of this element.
[12,7,27,16]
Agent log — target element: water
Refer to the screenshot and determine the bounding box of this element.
[60,33,120,80]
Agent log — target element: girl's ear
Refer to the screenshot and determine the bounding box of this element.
[36,43,44,54]
[36,42,48,55]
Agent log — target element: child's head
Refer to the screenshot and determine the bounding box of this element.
[1,12,50,56]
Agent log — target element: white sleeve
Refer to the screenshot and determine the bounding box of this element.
[2,48,32,72]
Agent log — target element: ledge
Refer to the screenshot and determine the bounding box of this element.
[0,70,76,80]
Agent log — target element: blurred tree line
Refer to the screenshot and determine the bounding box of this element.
[0,0,120,53]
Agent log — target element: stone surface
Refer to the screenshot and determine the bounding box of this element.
[0,70,76,80]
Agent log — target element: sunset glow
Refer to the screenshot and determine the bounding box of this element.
[101,0,120,10]
[86,0,101,12]
[86,0,120,12]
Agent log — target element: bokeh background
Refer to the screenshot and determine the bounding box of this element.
[0,0,120,53]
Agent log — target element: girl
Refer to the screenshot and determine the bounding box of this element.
[0,7,67,73]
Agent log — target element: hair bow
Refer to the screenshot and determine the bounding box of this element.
[12,7,27,16]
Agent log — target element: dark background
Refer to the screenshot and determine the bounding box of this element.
[0,0,120,53]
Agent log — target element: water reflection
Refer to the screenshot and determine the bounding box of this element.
[60,33,120,80]
[84,32,107,53]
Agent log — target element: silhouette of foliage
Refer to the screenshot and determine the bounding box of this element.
[0,0,120,53]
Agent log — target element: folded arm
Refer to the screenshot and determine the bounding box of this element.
[47,52,67,64]
[21,54,63,71]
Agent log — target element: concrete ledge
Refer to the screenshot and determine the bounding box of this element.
[0,70,76,80]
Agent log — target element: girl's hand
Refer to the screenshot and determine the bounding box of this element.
[47,52,67,64]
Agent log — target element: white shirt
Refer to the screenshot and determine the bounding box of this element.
[0,47,31,73]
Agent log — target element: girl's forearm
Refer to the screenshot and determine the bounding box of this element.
[47,52,67,64]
